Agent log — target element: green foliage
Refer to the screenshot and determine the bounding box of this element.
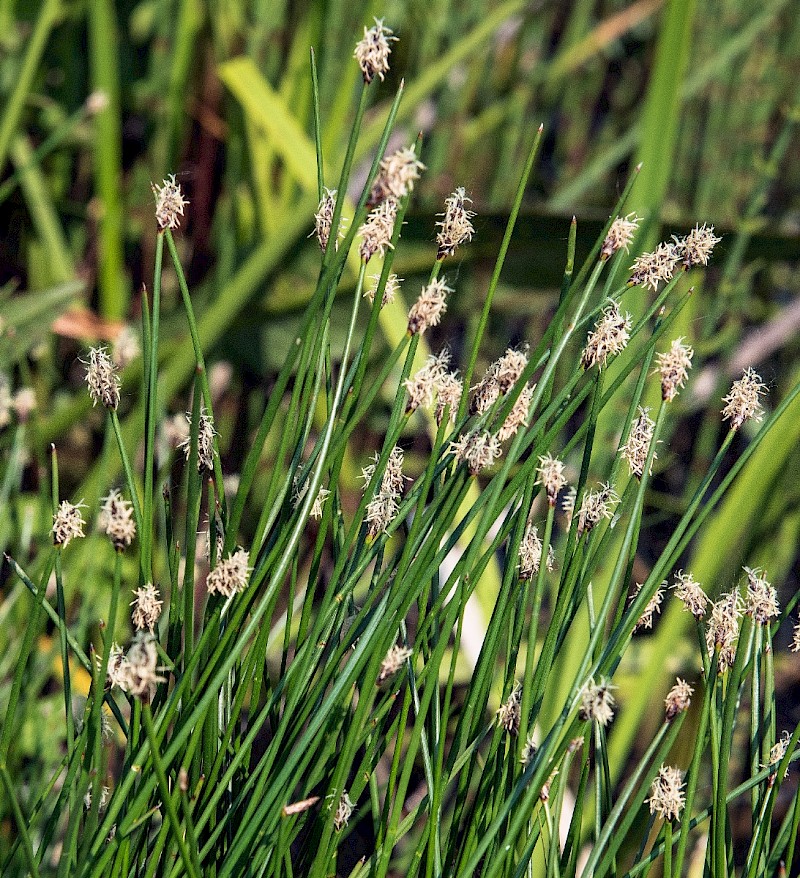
[1,2,800,877]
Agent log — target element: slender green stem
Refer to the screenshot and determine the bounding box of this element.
[457,124,543,422]
[164,228,226,516]
[142,233,164,578]
[141,703,199,878]
[0,762,41,878]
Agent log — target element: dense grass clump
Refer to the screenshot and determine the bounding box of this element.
[2,8,800,878]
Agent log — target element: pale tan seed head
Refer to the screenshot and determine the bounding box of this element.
[354,18,396,83]
[53,500,87,547]
[86,346,121,410]
[436,187,476,259]
[407,278,451,335]
[99,489,136,550]
[647,765,685,821]
[722,368,767,430]
[601,213,640,260]
[664,678,694,720]
[152,175,188,230]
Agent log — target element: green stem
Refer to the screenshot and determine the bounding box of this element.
[142,233,164,578]
[0,762,40,878]
[142,704,199,878]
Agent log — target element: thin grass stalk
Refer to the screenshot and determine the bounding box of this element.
[109,409,144,562]
[457,124,543,421]
[51,448,75,754]
[0,762,40,878]
[142,233,164,579]
[626,743,800,877]
[141,703,199,878]
[322,80,369,270]
[518,503,555,750]
[580,717,685,878]
[182,378,203,670]
[672,643,718,877]
[0,553,52,761]
[164,229,227,515]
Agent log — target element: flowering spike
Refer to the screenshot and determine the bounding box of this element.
[656,338,693,402]
[407,278,450,335]
[436,187,475,259]
[152,175,188,230]
[580,301,631,370]
[722,368,767,429]
[86,346,121,410]
[354,19,396,84]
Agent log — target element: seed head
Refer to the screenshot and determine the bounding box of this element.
[122,634,166,700]
[309,487,331,520]
[664,678,694,720]
[313,188,341,251]
[673,223,721,268]
[744,566,779,624]
[206,548,252,598]
[103,642,127,690]
[365,273,401,306]
[628,242,680,291]
[131,583,163,633]
[497,384,534,442]
[521,735,537,767]
[496,682,522,735]
[292,474,331,520]
[580,301,631,370]
[620,406,657,478]
[99,489,136,550]
[579,678,616,727]
[362,446,406,537]
[576,483,618,536]
[377,643,413,684]
[601,213,640,260]
[631,580,665,631]
[518,522,554,580]
[536,454,567,507]
[792,620,800,654]
[562,486,577,524]
[436,187,475,259]
[672,570,708,618]
[656,338,694,402]
[86,346,121,409]
[84,785,110,812]
[333,790,354,831]
[53,500,87,547]
[358,198,398,262]
[706,590,744,674]
[469,374,501,417]
[435,372,463,425]
[152,174,188,230]
[354,18,396,84]
[407,278,450,335]
[470,347,528,416]
[647,766,685,821]
[370,146,425,204]
[112,325,140,368]
[179,408,216,472]
[722,368,767,430]
[540,766,560,802]
[404,350,451,413]
[449,430,502,476]
[764,731,791,784]
[487,347,529,393]
[0,374,11,429]
[12,387,36,423]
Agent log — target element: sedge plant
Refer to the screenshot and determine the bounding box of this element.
[2,18,800,878]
